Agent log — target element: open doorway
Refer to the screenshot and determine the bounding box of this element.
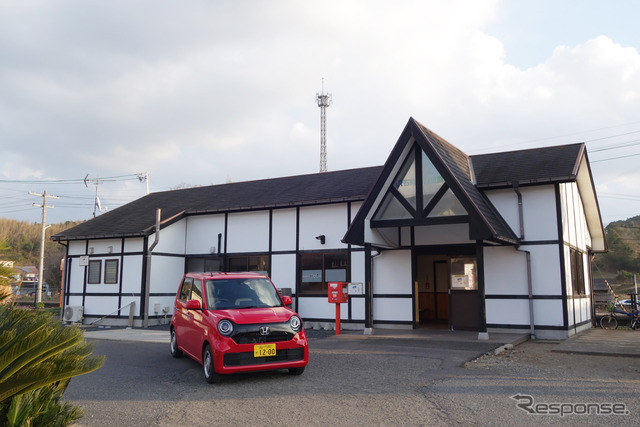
[416,255,449,328]
[416,254,479,330]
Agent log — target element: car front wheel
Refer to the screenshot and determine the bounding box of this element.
[203,344,221,384]
[170,328,183,358]
[288,366,305,376]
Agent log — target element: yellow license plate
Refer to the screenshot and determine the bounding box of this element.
[254,343,276,357]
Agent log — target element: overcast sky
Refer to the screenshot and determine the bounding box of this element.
[1,0,640,227]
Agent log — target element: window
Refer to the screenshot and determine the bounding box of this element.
[372,145,467,224]
[227,255,269,275]
[299,252,348,294]
[186,257,224,273]
[571,249,585,295]
[450,257,477,290]
[179,278,193,301]
[88,260,101,284]
[191,279,203,305]
[104,259,119,284]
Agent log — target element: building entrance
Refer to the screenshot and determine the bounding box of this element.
[416,253,479,331]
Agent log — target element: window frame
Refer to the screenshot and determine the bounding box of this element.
[227,255,270,275]
[179,277,193,301]
[104,259,119,284]
[87,260,102,284]
[571,248,586,296]
[299,251,349,296]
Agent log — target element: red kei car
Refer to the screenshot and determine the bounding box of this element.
[170,272,309,383]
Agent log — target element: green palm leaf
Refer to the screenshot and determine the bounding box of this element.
[0,306,105,404]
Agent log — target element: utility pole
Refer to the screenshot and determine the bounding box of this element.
[30,190,59,305]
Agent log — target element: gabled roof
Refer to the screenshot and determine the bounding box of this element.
[343,118,519,246]
[471,143,606,252]
[414,120,518,243]
[471,144,585,188]
[51,166,383,241]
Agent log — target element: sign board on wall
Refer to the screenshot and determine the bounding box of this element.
[348,282,363,295]
[79,256,89,267]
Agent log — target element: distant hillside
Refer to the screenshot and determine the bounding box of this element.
[0,218,84,288]
[593,215,640,282]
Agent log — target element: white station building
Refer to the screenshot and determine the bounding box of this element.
[52,118,607,339]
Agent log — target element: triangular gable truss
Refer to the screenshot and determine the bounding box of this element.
[344,117,519,246]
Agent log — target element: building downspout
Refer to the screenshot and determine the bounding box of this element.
[363,245,382,335]
[514,184,535,339]
[514,184,525,240]
[516,248,536,340]
[143,209,161,328]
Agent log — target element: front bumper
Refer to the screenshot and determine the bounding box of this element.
[212,332,308,374]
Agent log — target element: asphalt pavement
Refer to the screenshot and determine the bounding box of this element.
[67,325,640,426]
[81,324,640,358]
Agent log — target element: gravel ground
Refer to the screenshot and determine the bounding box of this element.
[426,340,640,426]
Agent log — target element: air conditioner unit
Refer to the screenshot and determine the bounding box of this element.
[63,306,84,323]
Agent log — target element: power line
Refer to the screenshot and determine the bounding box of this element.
[0,173,146,184]
[591,152,640,163]
[524,120,640,144]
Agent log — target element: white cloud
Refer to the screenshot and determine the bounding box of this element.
[1,1,639,224]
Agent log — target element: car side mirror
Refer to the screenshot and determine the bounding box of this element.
[282,295,292,306]
[186,299,202,310]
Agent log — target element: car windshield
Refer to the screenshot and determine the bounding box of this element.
[204,278,283,310]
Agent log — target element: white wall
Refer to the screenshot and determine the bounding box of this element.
[299,204,349,250]
[121,255,143,294]
[83,296,121,318]
[150,255,184,295]
[271,253,296,291]
[87,239,122,255]
[525,244,563,296]
[298,297,344,319]
[68,240,85,256]
[373,250,412,294]
[152,219,186,254]
[484,246,528,295]
[124,238,144,253]
[350,251,365,285]
[414,224,471,245]
[484,189,519,234]
[559,182,591,251]
[227,211,270,253]
[186,215,225,254]
[486,299,530,325]
[373,298,413,322]
[534,300,564,327]
[272,208,297,252]
[350,297,365,321]
[68,256,85,294]
[484,243,565,331]
[486,185,558,241]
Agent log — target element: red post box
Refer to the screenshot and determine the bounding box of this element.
[328,282,348,334]
[328,282,348,303]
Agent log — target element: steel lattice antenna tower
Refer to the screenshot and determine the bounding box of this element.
[316,79,332,173]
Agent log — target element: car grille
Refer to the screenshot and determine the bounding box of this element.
[223,348,304,367]
[232,323,295,344]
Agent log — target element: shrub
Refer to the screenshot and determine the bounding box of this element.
[0,298,104,426]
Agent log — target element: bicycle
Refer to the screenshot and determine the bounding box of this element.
[600,304,640,330]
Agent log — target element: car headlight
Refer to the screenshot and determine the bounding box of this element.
[289,315,302,332]
[217,319,234,336]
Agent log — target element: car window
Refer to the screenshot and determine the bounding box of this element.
[191,279,203,305]
[179,278,192,301]
[205,278,282,309]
